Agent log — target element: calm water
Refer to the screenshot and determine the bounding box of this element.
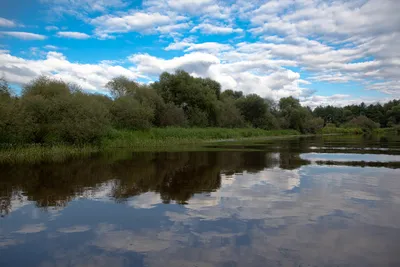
[1,135,400,267]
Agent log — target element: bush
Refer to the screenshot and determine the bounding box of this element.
[187,107,209,127]
[56,93,111,144]
[111,97,154,130]
[159,103,187,127]
[304,117,324,134]
[345,115,379,133]
[217,99,245,128]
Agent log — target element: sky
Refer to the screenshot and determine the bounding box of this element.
[0,0,399,108]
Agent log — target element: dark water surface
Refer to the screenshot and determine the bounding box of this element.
[1,135,400,267]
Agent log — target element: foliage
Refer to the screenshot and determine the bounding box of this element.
[345,115,380,133]
[110,96,154,130]
[279,97,310,133]
[105,76,140,98]
[153,70,219,126]
[304,117,325,134]
[321,126,364,135]
[235,94,268,128]
[216,98,246,128]
[0,71,398,149]
[314,100,400,128]
[102,128,300,149]
[159,103,187,127]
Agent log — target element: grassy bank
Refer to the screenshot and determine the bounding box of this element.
[320,125,400,135]
[0,128,300,163]
[320,126,364,135]
[0,144,98,164]
[102,128,300,148]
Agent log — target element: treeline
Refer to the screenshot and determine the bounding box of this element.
[0,70,399,145]
[314,101,400,128]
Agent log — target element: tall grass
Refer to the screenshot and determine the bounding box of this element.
[0,128,301,163]
[101,128,301,148]
[0,144,98,164]
[320,126,363,135]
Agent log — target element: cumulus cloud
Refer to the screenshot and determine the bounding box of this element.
[90,11,182,38]
[45,26,59,31]
[1,0,399,106]
[0,17,17,27]
[44,45,60,50]
[0,50,139,91]
[129,51,308,99]
[0,31,47,40]
[191,23,243,35]
[166,41,232,54]
[40,0,129,18]
[56,31,91,39]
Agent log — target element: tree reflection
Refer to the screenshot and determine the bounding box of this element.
[0,148,312,214]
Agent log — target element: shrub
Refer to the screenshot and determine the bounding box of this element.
[159,103,188,127]
[345,115,379,133]
[111,96,154,130]
[304,117,324,134]
[217,99,245,128]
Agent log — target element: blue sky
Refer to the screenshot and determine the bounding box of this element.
[0,0,399,107]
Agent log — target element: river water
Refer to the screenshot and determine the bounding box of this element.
[1,135,400,267]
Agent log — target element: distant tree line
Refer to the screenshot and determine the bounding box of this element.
[0,71,399,145]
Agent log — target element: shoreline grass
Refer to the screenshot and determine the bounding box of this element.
[0,128,300,163]
[1,126,398,164]
[101,128,300,148]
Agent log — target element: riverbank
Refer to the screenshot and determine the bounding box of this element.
[0,128,300,163]
[1,127,398,164]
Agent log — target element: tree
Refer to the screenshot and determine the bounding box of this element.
[221,89,243,100]
[345,115,379,133]
[159,103,187,127]
[0,77,16,144]
[111,97,154,130]
[16,77,111,144]
[56,92,111,144]
[387,104,400,126]
[304,117,324,134]
[235,94,268,128]
[216,98,246,128]
[279,97,309,132]
[105,76,140,98]
[152,70,219,126]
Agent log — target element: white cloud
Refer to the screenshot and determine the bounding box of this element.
[56,31,91,39]
[156,23,190,34]
[129,51,307,99]
[166,41,232,54]
[0,31,47,40]
[40,0,129,17]
[45,26,59,31]
[44,45,60,50]
[0,17,17,27]
[129,52,220,77]
[2,0,399,105]
[0,50,139,91]
[91,11,178,37]
[191,23,243,35]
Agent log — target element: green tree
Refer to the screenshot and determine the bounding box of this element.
[216,98,246,128]
[235,94,268,128]
[159,103,187,127]
[345,115,379,133]
[111,97,154,130]
[279,97,309,132]
[105,76,140,98]
[387,104,400,126]
[220,89,243,100]
[153,70,219,126]
[304,117,324,134]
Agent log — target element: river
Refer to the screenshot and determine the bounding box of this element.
[1,135,399,266]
